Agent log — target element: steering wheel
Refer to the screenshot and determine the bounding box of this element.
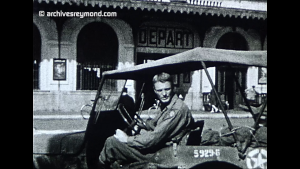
[117,104,149,135]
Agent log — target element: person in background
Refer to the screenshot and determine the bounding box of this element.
[209,88,222,113]
[245,86,258,106]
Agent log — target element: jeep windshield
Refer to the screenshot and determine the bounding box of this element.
[92,79,127,122]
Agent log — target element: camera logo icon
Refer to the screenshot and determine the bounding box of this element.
[39,11,45,17]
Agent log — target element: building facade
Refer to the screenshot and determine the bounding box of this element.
[33,0,267,113]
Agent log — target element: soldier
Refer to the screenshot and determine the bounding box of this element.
[98,72,195,168]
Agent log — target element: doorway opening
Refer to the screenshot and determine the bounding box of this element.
[33,23,41,90]
[216,32,248,109]
[77,22,118,90]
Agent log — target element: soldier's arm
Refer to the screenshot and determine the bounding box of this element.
[126,106,189,150]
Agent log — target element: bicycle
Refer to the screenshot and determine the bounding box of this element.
[80,100,94,120]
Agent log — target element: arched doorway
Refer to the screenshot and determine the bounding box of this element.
[216,32,248,109]
[216,32,248,50]
[77,22,118,90]
[33,23,41,90]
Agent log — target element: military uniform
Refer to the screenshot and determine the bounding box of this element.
[99,94,194,165]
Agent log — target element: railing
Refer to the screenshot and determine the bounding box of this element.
[187,0,222,7]
[257,93,267,105]
[135,0,223,7]
[77,62,116,90]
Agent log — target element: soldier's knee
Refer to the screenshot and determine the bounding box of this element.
[105,136,119,147]
[107,136,118,142]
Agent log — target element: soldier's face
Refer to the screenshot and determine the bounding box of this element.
[154,81,173,104]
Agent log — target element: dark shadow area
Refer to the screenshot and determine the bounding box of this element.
[186,120,204,145]
[77,22,118,90]
[216,32,248,110]
[77,22,118,64]
[191,161,242,169]
[33,23,41,89]
[36,109,128,169]
[85,110,128,169]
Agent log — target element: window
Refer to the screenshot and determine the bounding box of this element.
[77,63,116,90]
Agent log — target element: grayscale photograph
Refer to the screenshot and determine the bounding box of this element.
[33,0,267,169]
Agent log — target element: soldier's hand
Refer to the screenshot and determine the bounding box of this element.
[134,115,146,125]
[114,129,128,143]
[134,125,139,131]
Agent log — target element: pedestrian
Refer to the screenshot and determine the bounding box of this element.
[245,86,258,106]
[98,72,195,168]
[209,88,222,113]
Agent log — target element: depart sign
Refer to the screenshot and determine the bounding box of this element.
[138,26,194,49]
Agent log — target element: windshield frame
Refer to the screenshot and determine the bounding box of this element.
[91,77,128,124]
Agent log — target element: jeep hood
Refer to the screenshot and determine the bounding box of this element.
[33,131,85,155]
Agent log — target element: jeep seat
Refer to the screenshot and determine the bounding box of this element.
[186,120,204,145]
[169,120,204,146]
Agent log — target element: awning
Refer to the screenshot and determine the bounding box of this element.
[103,47,267,80]
[33,0,267,20]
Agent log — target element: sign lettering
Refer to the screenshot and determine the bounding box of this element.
[138,26,194,49]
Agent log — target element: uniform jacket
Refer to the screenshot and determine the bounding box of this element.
[127,94,194,150]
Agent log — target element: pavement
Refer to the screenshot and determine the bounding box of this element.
[33,109,253,119]
[33,109,254,133]
[33,110,253,123]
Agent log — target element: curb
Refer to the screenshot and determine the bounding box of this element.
[33,113,253,120]
[34,115,84,119]
[33,129,84,135]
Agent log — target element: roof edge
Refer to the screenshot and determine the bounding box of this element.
[33,0,267,20]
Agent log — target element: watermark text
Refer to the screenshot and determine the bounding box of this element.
[39,10,117,18]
